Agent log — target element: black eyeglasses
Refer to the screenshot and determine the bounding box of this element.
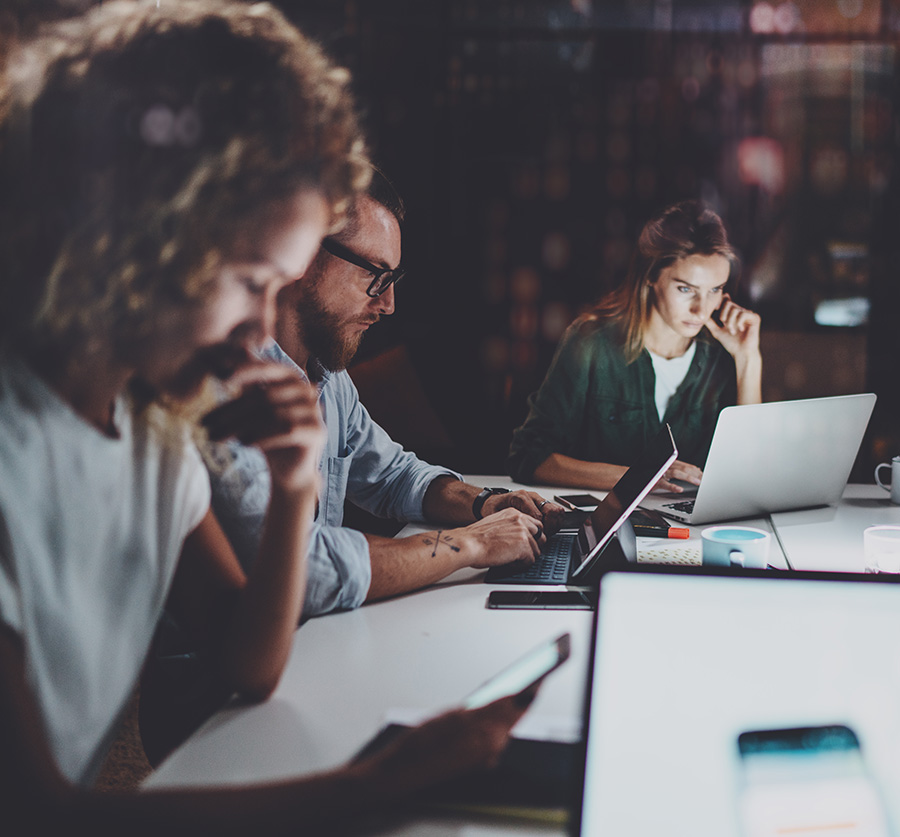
[320,237,404,298]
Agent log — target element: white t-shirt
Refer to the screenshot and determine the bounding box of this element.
[0,357,210,786]
[648,342,697,421]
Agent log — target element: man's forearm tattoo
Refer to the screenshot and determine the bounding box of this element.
[421,531,461,557]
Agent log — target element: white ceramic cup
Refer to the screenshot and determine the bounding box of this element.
[874,457,900,505]
[701,526,771,569]
[864,525,900,574]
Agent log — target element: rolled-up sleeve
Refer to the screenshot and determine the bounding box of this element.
[207,365,462,618]
[304,523,371,616]
[210,447,372,617]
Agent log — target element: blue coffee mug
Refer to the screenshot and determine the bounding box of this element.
[701,526,770,569]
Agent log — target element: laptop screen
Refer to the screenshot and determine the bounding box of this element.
[574,567,900,836]
[569,425,677,580]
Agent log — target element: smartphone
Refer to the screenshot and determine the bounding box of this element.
[629,507,671,536]
[629,507,669,528]
[462,632,571,709]
[352,633,570,765]
[736,724,893,837]
[553,493,601,511]
[486,590,594,611]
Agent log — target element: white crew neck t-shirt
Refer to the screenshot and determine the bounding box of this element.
[0,357,210,786]
[647,341,697,421]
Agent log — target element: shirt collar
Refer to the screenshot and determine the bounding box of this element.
[261,340,332,390]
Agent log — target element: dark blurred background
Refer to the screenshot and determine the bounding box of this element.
[271,0,900,483]
[9,0,900,481]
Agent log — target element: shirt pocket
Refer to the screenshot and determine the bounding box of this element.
[320,446,354,526]
[596,398,645,426]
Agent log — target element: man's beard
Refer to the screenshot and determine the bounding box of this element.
[295,295,365,372]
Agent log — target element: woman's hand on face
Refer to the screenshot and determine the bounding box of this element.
[705,294,761,361]
[652,459,702,493]
[202,361,324,493]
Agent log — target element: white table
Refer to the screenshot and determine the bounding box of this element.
[146,588,587,837]
[144,481,889,835]
[771,483,900,572]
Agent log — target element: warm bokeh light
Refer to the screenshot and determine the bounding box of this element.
[737,137,786,194]
[749,2,776,33]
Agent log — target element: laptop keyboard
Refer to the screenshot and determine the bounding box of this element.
[484,531,578,584]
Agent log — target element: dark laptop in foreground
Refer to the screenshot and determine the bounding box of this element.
[640,393,876,525]
[484,424,677,586]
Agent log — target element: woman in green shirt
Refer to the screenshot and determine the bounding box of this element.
[508,200,762,493]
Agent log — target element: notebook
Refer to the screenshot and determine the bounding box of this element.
[484,424,677,586]
[640,393,876,525]
[572,564,900,836]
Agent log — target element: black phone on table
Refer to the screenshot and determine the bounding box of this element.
[736,724,892,836]
[486,590,594,611]
[553,493,601,511]
[629,507,671,536]
[629,507,669,528]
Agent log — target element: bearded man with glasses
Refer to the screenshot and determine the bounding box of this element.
[205,166,565,617]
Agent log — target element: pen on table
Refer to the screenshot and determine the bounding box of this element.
[633,525,690,539]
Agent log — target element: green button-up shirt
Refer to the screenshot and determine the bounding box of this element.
[507,318,737,483]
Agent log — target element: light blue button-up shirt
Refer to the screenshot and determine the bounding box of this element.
[207,342,461,617]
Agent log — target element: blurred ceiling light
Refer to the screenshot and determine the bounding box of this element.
[481,336,509,373]
[810,146,848,194]
[541,302,573,342]
[836,0,864,19]
[750,2,776,33]
[571,0,593,19]
[542,232,571,271]
[511,267,541,302]
[814,298,869,327]
[681,76,701,102]
[773,2,802,33]
[737,137,786,194]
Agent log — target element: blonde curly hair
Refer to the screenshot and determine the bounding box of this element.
[0,0,370,371]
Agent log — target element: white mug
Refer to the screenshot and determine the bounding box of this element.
[874,456,900,505]
[864,525,900,573]
[701,526,771,570]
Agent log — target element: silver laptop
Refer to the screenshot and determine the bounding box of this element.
[641,393,876,525]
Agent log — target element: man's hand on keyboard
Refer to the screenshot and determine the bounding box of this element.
[538,503,573,537]
[481,490,568,535]
[463,508,546,570]
[481,490,565,522]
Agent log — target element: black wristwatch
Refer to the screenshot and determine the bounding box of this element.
[472,487,509,520]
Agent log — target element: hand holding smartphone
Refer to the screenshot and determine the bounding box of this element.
[462,632,571,708]
[352,632,572,765]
